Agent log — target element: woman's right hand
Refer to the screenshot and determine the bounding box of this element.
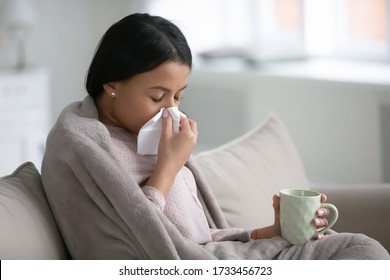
[158,109,198,171]
[145,109,198,197]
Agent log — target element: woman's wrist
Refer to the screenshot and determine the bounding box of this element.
[145,161,179,197]
[251,225,281,240]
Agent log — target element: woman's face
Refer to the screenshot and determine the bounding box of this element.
[100,61,190,134]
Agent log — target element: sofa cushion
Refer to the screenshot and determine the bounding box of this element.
[0,162,69,259]
[194,112,309,230]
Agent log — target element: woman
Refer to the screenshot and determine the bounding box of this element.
[41,13,389,259]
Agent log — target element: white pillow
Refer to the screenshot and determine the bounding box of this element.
[194,113,309,229]
[0,162,69,259]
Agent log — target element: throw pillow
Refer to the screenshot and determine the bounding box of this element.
[194,112,309,229]
[0,162,69,259]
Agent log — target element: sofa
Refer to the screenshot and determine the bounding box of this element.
[0,112,389,259]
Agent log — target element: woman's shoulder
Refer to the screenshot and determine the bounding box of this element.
[45,96,110,151]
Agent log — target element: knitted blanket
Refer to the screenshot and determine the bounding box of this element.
[41,96,389,260]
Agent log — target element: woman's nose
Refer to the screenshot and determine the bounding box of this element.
[163,97,176,108]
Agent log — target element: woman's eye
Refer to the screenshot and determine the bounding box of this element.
[151,97,163,103]
[151,95,183,103]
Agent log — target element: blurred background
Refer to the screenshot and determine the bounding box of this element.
[0,0,389,185]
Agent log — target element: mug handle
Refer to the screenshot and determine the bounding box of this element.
[316,203,339,235]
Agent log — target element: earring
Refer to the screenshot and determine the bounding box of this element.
[110,92,116,97]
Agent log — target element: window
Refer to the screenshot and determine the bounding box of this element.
[147,0,253,53]
[305,0,389,60]
[251,0,305,60]
[146,0,389,61]
[342,0,388,59]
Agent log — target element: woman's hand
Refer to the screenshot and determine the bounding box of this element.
[251,195,282,240]
[145,109,198,197]
[313,193,330,240]
[157,109,198,171]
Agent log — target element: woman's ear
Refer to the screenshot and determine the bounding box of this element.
[102,82,118,97]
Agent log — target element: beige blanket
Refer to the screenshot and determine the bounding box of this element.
[41,96,389,259]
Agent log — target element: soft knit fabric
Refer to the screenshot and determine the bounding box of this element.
[105,124,247,244]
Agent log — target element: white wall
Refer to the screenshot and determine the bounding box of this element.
[182,62,390,185]
[33,0,138,124]
[1,0,136,125]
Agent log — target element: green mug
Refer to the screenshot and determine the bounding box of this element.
[279,189,339,245]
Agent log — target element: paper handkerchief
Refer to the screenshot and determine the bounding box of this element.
[137,107,186,155]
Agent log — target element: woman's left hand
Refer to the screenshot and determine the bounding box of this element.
[313,193,330,240]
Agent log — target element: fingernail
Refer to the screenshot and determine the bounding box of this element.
[162,109,169,118]
[314,218,321,226]
[317,209,324,216]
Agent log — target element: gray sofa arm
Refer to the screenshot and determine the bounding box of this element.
[313,183,390,252]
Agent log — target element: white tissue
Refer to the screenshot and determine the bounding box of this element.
[137,107,186,155]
